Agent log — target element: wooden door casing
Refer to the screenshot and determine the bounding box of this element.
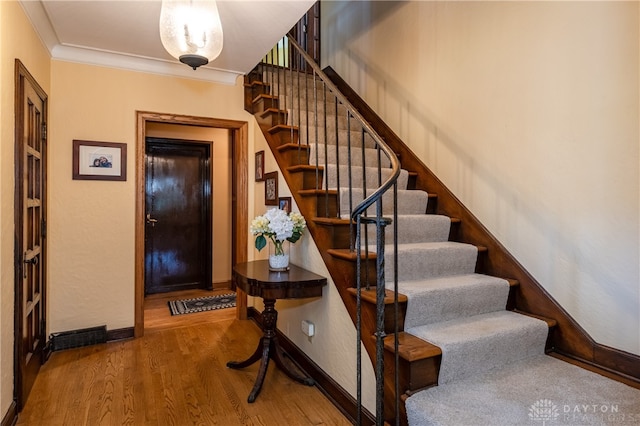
[144,139,212,294]
[14,59,48,410]
[135,112,249,337]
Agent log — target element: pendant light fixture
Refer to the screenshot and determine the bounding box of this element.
[159,0,223,70]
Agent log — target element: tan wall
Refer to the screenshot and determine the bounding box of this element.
[146,123,232,284]
[0,1,52,416]
[323,1,640,354]
[48,60,252,334]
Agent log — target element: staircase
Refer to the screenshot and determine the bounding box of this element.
[245,35,640,425]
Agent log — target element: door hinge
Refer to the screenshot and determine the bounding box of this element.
[41,122,47,140]
[42,219,47,238]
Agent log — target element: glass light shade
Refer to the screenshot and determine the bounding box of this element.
[159,0,223,70]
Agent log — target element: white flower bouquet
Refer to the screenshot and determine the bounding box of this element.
[251,208,306,256]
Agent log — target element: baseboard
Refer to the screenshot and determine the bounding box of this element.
[106,327,135,342]
[552,346,640,390]
[248,307,376,425]
[1,401,17,426]
[212,280,232,290]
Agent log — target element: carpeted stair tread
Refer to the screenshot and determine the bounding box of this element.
[373,242,479,281]
[364,214,451,244]
[407,311,549,384]
[324,164,409,190]
[390,274,510,329]
[339,189,430,217]
[309,143,392,168]
[299,125,378,148]
[405,354,640,426]
[289,109,362,131]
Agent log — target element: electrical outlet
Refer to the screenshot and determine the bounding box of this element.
[301,320,315,337]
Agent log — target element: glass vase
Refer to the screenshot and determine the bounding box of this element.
[269,240,290,271]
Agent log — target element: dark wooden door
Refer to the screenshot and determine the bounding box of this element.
[144,139,212,294]
[14,60,47,410]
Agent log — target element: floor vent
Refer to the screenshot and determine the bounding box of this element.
[50,325,107,351]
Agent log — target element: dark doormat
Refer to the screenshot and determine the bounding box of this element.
[168,293,236,316]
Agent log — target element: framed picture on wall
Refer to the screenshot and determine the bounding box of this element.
[255,150,265,182]
[278,197,291,213]
[72,139,127,181]
[264,171,278,205]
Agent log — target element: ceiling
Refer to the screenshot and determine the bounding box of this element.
[20,0,315,85]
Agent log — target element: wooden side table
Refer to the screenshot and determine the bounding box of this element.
[227,260,327,403]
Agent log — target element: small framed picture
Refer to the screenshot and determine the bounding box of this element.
[73,140,127,181]
[264,171,278,205]
[255,150,265,182]
[278,197,291,213]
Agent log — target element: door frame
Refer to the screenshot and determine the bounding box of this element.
[135,112,248,337]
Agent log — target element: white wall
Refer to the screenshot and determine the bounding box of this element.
[322,1,640,355]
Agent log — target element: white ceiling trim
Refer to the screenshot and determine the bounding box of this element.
[51,44,242,85]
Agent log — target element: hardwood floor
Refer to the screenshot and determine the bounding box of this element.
[16,289,351,425]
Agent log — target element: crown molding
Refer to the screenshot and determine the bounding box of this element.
[51,44,241,85]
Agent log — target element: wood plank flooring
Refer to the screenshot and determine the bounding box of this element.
[16,289,351,425]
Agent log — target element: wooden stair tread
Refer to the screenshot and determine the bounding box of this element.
[260,107,286,116]
[327,248,376,260]
[313,216,352,226]
[287,164,323,173]
[507,278,519,287]
[346,287,408,304]
[383,332,442,361]
[513,310,558,327]
[276,143,310,152]
[252,93,277,103]
[268,124,298,134]
[298,189,337,197]
[244,80,269,88]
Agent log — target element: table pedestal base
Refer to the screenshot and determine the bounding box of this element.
[226,299,314,403]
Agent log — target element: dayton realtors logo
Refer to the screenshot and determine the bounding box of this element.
[529,399,560,425]
[529,400,638,424]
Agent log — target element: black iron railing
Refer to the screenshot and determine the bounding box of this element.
[256,35,401,425]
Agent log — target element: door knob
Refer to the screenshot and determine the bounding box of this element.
[146,213,158,227]
[23,253,38,278]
